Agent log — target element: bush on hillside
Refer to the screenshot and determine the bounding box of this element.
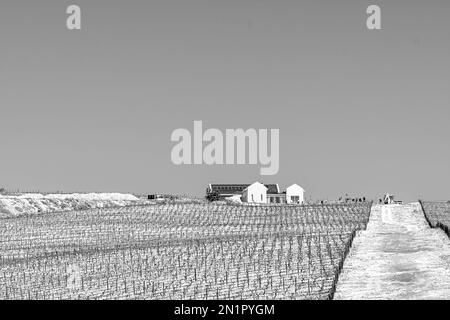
[206,191,221,202]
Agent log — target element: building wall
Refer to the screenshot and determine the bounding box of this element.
[267,194,286,204]
[286,184,305,204]
[242,183,267,203]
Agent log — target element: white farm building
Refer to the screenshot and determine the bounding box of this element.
[207,182,305,204]
[286,184,305,204]
[242,182,268,203]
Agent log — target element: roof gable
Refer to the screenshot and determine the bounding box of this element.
[286,184,305,192]
[243,182,268,192]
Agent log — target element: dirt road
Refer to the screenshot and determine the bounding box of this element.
[334,203,450,299]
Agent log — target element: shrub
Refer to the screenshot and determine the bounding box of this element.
[206,191,221,202]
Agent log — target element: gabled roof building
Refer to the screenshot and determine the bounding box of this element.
[207,183,305,204]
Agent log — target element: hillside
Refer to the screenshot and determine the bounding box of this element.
[0,193,141,218]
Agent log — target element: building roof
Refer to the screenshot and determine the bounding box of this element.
[209,183,280,194]
[286,184,305,191]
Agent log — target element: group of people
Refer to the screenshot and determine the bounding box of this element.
[339,196,367,203]
[315,197,368,205]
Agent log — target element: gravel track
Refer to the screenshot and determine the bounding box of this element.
[334,203,450,299]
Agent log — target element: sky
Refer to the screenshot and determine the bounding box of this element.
[0,0,449,202]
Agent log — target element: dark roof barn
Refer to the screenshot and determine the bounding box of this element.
[207,184,280,195]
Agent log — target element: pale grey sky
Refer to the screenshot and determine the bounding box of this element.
[0,0,449,201]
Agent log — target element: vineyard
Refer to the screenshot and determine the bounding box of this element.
[0,202,372,300]
[420,201,450,235]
